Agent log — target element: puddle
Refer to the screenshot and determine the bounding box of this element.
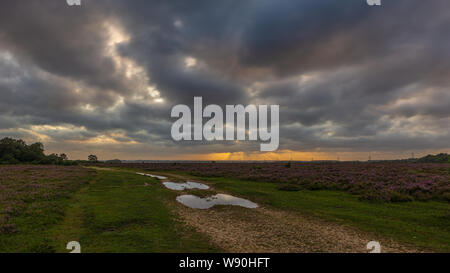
[151,175,168,180]
[163,181,210,190]
[136,173,167,180]
[176,194,258,209]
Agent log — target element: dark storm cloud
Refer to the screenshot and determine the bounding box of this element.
[0,0,449,158]
[246,0,450,151]
[239,0,373,74]
[113,0,253,105]
[239,1,450,78]
[0,1,128,92]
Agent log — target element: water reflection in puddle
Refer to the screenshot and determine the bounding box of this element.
[163,182,210,190]
[176,194,258,209]
[136,173,167,180]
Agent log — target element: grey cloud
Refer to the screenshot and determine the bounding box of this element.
[0,0,449,158]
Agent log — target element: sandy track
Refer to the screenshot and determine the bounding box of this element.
[149,172,422,252]
[176,204,421,253]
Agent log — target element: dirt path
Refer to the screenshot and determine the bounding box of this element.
[158,172,421,253]
[176,205,421,253]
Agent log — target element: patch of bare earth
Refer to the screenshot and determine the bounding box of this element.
[176,204,422,253]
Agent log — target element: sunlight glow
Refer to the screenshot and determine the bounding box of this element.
[103,21,164,104]
[184,57,197,68]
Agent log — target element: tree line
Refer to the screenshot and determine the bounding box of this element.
[0,137,98,165]
[415,153,450,163]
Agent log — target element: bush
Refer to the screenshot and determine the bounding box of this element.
[277,184,302,192]
[389,191,414,202]
[0,222,18,234]
[411,191,432,201]
[302,181,327,191]
[442,192,450,202]
[359,191,391,203]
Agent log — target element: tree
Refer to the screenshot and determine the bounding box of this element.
[0,137,45,164]
[27,142,45,162]
[88,154,98,162]
[0,137,76,165]
[59,153,68,161]
[47,153,61,162]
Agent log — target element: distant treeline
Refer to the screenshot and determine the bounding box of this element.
[0,137,89,165]
[1,137,448,165]
[415,153,450,163]
[381,153,450,163]
[104,159,122,164]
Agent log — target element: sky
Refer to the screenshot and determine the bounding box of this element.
[0,0,449,161]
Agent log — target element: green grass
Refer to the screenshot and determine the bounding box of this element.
[49,169,219,253]
[0,199,71,253]
[197,176,450,252]
[0,166,93,252]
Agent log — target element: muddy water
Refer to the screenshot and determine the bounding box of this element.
[136,173,167,180]
[163,181,210,190]
[176,194,258,209]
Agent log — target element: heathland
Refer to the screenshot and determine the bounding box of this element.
[0,162,449,252]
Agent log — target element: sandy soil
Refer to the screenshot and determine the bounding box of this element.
[176,204,423,253]
[162,173,423,253]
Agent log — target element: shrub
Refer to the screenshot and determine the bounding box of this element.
[277,184,302,192]
[442,192,450,202]
[359,191,391,203]
[0,222,18,234]
[411,191,432,201]
[302,181,327,191]
[389,191,414,202]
